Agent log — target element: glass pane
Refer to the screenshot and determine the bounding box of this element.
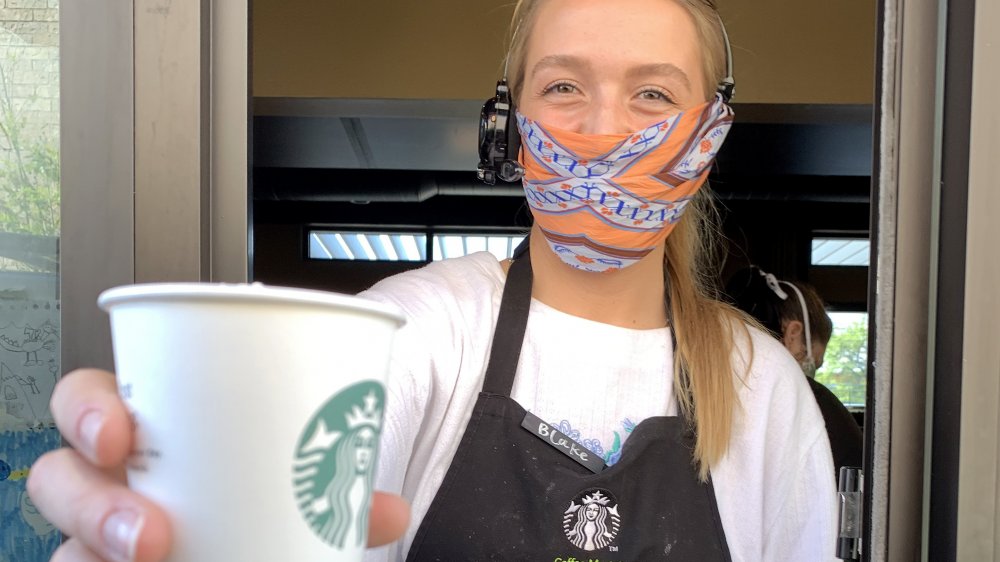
[0,1,62,559]
[815,312,868,409]
[307,230,528,263]
[432,233,525,261]
[308,231,428,262]
[811,238,870,266]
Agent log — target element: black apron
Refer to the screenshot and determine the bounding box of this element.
[405,246,732,561]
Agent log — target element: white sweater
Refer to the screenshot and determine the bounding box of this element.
[360,252,838,561]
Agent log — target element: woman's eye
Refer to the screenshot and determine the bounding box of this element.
[637,89,673,103]
[542,82,578,95]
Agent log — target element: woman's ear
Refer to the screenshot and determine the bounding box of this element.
[782,320,805,359]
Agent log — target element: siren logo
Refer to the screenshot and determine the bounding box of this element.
[563,488,622,551]
[292,381,384,549]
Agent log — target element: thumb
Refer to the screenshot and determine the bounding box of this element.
[367,492,410,548]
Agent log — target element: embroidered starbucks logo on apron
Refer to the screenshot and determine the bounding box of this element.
[292,381,384,549]
[563,487,622,551]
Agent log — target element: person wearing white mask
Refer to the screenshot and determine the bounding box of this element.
[30,1,838,560]
[725,265,864,476]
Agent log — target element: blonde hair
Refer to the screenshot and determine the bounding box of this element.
[506,0,750,481]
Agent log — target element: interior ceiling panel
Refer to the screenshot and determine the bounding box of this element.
[252,116,360,168]
[361,117,478,170]
[253,98,874,198]
[255,97,482,172]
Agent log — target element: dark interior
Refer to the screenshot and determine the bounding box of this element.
[252,100,872,314]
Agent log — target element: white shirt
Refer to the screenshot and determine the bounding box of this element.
[360,252,838,561]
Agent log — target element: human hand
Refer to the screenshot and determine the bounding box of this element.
[28,368,410,561]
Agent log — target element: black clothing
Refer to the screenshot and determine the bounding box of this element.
[807,377,864,473]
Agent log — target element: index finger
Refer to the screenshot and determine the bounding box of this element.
[51,368,134,468]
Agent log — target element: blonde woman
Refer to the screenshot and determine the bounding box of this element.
[31,1,837,560]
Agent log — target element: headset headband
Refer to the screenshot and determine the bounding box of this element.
[717,15,735,102]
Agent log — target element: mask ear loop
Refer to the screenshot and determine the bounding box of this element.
[756,268,815,375]
[778,281,814,375]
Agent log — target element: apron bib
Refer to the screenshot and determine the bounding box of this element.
[406,244,732,561]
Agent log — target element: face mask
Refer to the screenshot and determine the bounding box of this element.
[516,94,734,273]
[800,356,818,379]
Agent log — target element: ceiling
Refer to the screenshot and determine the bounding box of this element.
[253,98,874,203]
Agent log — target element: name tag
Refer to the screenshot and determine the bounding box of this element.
[521,411,607,474]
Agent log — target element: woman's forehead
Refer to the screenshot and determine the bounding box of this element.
[524,0,704,80]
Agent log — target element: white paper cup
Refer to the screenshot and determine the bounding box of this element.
[98,283,405,562]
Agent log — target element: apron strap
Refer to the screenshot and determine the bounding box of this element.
[482,236,532,396]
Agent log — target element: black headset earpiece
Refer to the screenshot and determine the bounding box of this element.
[476,16,734,185]
[477,80,524,185]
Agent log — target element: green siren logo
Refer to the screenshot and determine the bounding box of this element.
[563,488,622,551]
[293,381,384,549]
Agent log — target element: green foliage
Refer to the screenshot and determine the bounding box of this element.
[0,47,60,240]
[0,43,60,273]
[816,320,868,407]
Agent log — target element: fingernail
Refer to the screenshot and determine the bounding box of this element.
[78,410,103,455]
[103,509,143,562]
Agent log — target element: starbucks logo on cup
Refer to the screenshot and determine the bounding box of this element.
[292,381,384,549]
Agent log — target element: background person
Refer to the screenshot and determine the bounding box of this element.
[725,265,864,473]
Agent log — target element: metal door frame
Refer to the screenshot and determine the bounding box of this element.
[61,0,249,371]
[952,0,999,558]
[865,0,941,554]
[870,0,999,559]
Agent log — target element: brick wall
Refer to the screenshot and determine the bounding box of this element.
[0,0,59,243]
[0,0,58,146]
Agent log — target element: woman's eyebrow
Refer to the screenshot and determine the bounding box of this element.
[530,54,592,78]
[625,63,692,92]
[529,57,692,92]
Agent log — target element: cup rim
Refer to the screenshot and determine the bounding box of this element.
[98,282,406,327]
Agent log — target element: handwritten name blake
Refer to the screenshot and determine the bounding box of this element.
[521,411,606,473]
[537,422,590,463]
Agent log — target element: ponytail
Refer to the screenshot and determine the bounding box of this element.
[666,190,751,481]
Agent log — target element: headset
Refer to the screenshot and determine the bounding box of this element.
[477,14,736,186]
[477,79,523,185]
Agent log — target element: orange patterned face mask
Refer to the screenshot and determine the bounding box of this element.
[516,94,734,272]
